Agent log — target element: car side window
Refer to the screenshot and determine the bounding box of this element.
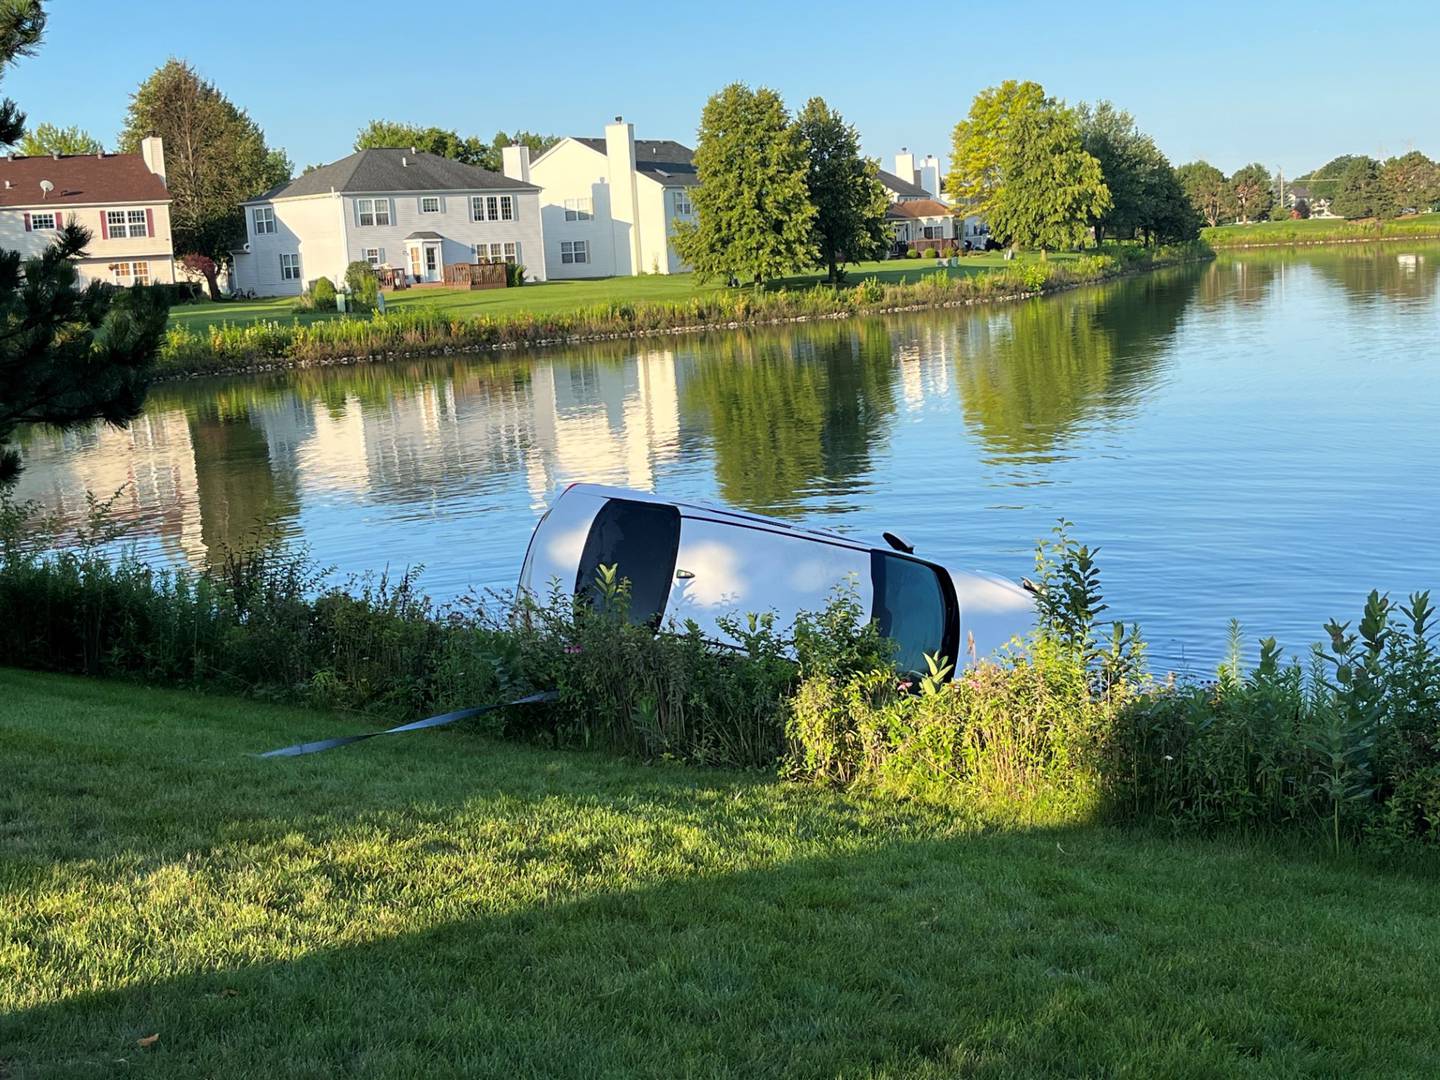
[576,499,681,626]
[871,552,949,675]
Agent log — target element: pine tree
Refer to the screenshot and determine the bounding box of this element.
[119,60,292,299]
[795,98,889,283]
[1,1,169,487]
[674,84,816,285]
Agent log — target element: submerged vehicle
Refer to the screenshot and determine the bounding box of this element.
[518,484,1035,675]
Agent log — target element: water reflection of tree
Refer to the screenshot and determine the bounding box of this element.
[957,267,1202,459]
[1303,246,1439,307]
[681,320,898,513]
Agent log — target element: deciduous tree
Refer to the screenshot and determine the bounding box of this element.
[674,83,816,284]
[1176,161,1232,227]
[1078,102,1199,245]
[18,121,100,156]
[1330,156,1395,220]
[1228,163,1273,224]
[946,79,1048,218]
[794,98,889,282]
[119,60,292,300]
[1,1,169,487]
[1380,151,1440,213]
[355,122,557,172]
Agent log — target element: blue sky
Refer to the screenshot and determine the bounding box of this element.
[7,0,1436,178]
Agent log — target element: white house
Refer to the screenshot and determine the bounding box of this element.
[882,150,988,251]
[506,119,697,278]
[0,137,175,286]
[231,148,545,296]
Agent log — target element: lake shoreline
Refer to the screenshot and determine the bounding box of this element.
[1210,233,1440,251]
[155,245,1213,383]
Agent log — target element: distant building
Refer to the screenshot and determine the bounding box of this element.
[230,148,544,296]
[508,118,698,278]
[1285,184,1338,219]
[0,136,175,286]
[882,150,988,252]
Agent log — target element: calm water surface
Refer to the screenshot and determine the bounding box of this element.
[16,245,1440,670]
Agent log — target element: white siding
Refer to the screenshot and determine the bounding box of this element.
[342,189,544,282]
[636,181,692,275]
[0,202,176,285]
[529,140,619,279]
[232,186,545,296]
[233,193,346,297]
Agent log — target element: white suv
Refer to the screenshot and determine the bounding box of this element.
[519,484,1035,674]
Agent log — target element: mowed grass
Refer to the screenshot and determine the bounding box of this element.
[3,669,1437,1078]
[1204,211,1440,247]
[167,252,1077,333]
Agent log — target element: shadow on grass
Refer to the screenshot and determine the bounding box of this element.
[8,821,1440,1078]
[4,670,1440,1076]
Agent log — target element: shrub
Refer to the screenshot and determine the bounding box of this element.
[344,261,380,311]
[310,277,337,312]
[906,248,921,259]
[505,262,527,288]
[1018,261,1051,291]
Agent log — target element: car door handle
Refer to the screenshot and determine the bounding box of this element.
[675,569,695,580]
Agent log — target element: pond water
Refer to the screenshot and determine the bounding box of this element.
[14,244,1440,671]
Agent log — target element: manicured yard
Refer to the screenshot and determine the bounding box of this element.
[168,252,1078,332]
[2,668,1437,1077]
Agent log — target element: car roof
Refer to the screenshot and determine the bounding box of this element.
[560,483,870,551]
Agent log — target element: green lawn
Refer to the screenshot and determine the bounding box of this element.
[5,668,1435,1078]
[1204,211,1440,247]
[169,252,1075,333]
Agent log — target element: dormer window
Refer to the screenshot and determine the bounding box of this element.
[253,206,276,234]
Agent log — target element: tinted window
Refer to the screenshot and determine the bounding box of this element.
[576,499,681,626]
[871,553,950,675]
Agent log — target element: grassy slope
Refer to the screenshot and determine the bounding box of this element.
[1204,212,1440,247]
[169,252,1078,332]
[3,669,1437,1079]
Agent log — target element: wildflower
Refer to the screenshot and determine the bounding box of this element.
[565,645,583,655]
[897,680,913,693]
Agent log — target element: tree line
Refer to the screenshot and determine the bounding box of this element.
[1176,152,1440,227]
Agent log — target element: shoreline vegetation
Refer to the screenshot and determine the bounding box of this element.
[157,242,1210,379]
[2,509,1436,854]
[1203,212,1440,249]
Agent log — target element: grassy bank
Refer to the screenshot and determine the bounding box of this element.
[1203,212,1440,248]
[157,243,1206,377]
[3,668,1438,1078]
[170,252,1078,332]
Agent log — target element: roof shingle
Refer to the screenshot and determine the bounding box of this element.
[877,169,929,199]
[572,138,699,186]
[885,199,954,219]
[0,152,169,208]
[253,148,537,202]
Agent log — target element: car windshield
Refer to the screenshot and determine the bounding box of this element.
[871,552,949,675]
[576,498,681,626]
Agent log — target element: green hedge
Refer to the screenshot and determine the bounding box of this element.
[1203,214,1440,248]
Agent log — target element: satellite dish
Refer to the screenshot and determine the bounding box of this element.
[39,179,53,199]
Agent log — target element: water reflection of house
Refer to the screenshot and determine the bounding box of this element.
[12,410,207,566]
[897,325,955,409]
[524,350,682,502]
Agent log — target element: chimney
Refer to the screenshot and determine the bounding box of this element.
[605,116,641,275]
[894,149,917,187]
[140,135,166,182]
[917,154,941,199]
[501,144,531,183]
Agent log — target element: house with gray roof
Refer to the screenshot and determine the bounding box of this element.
[503,118,697,278]
[230,147,544,296]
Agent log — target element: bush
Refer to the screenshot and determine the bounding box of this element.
[1018,261,1051,291]
[906,248,921,259]
[309,277,337,312]
[344,261,379,311]
[505,262,527,288]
